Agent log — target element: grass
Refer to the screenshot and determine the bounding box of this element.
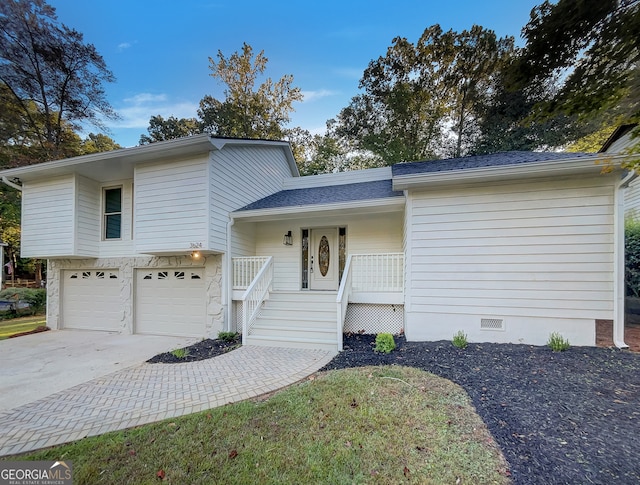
[8,366,509,484]
[0,316,47,340]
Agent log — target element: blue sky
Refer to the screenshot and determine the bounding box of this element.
[48,0,541,147]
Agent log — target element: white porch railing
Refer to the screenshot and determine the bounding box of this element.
[337,253,404,351]
[240,257,273,345]
[350,253,404,293]
[335,255,354,352]
[233,256,270,290]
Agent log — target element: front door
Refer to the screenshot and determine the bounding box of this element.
[309,228,338,290]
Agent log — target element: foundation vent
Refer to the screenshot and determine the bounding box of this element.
[481,318,505,331]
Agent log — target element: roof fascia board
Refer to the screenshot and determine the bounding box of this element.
[392,155,628,191]
[0,134,215,179]
[283,167,391,189]
[232,197,405,222]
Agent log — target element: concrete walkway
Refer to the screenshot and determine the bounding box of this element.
[0,346,335,456]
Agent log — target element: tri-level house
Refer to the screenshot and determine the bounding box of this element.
[0,133,634,351]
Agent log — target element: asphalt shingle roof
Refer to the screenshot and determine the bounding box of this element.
[237,179,402,212]
[392,151,599,177]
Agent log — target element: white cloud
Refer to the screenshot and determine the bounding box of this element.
[111,93,199,129]
[117,42,132,51]
[302,89,338,102]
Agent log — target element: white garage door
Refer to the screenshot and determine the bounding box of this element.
[135,268,206,337]
[62,270,121,331]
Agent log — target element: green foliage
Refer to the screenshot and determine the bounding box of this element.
[333,24,514,163]
[0,0,117,162]
[170,348,190,359]
[511,0,640,127]
[0,288,46,315]
[452,330,468,349]
[139,115,202,145]
[547,332,570,352]
[374,333,396,353]
[626,218,640,297]
[217,331,239,343]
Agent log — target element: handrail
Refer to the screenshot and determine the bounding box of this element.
[335,255,353,352]
[233,256,270,289]
[240,256,273,345]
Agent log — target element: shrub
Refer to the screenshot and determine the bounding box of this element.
[452,330,468,349]
[547,332,570,351]
[374,333,396,353]
[0,288,46,315]
[218,331,239,343]
[170,348,190,359]
[626,218,640,297]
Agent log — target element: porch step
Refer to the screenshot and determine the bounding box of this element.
[247,335,339,352]
[245,291,340,351]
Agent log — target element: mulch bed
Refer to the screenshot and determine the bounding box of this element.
[146,337,240,363]
[148,333,640,484]
[321,334,640,485]
[7,325,49,338]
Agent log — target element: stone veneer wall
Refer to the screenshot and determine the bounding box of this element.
[47,255,223,336]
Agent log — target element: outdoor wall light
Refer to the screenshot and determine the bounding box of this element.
[283,231,293,246]
[191,250,201,259]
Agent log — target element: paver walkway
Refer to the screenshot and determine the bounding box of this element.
[0,346,335,456]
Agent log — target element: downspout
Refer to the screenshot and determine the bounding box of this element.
[614,170,638,348]
[225,217,235,332]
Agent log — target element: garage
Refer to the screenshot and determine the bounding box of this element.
[135,268,206,337]
[62,270,121,331]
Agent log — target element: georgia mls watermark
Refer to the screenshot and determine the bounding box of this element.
[0,461,72,485]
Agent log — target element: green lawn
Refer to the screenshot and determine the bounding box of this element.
[8,366,510,484]
[0,316,47,340]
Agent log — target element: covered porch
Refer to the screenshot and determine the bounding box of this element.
[231,252,404,351]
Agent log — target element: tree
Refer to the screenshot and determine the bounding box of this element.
[0,0,117,162]
[139,115,201,145]
[333,25,514,163]
[80,133,122,154]
[199,42,303,140]
[511,0,640,128]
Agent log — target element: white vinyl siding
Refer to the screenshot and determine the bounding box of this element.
[21,176,75,258]
[253,212,403,290]
[404,175,616,345]
[134,156,209,254]
[211,146,293,252]
[75,176,100,257]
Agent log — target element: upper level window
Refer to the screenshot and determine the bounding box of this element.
[104,187,122,239]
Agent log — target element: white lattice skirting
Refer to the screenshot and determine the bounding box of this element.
[344,303,404,335]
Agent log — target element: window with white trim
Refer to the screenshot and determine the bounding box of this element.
[103,187,122,239]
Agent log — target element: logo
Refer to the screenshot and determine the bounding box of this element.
[0,460,73,485]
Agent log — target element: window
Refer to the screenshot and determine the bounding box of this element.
[103,187,122,239]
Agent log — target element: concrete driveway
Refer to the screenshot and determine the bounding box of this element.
[0,329,197,413]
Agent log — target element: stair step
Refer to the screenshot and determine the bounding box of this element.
[247,334,339,352]
[258,310,335,322]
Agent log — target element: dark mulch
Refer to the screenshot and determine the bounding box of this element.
[146,337,240,363]
[7,325,49,338]
[321,334,640,485]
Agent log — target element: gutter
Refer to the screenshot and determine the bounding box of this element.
[1,176,23,191]
[613,170,638,348]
